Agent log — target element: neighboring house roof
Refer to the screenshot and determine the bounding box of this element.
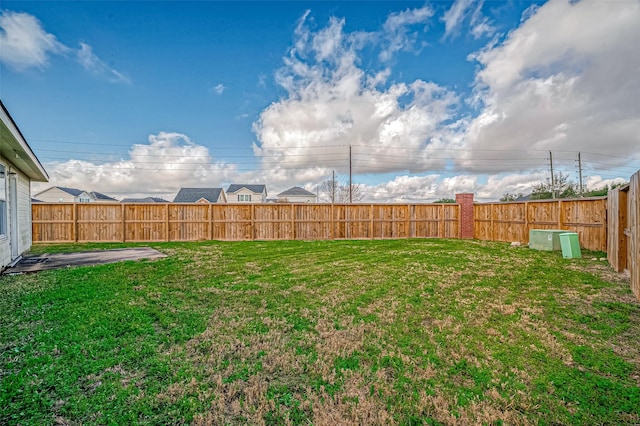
[278,186,316,197]
[515,194,532,202]
[173,188,224,203]
[89,191,118,202]
[120,197,168,203]
[56,186,84,196]
[0,100,48,182]
[227,184,267,194]
[31,198,42,203]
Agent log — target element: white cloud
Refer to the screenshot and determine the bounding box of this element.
[211,83,225,95]
[33,134,627,203]
[77,42,130,84]
[0,10,69,70]
[34,131,334,201]
[35,132,238,198]
[584,175,627,191]
[465,0,640,168]
[253,11,459,185]
[0,10,129,83]
[257,73,267,88]
[380,5,434,61]
[469,1,495,39]
[359,171,552,202]
[442,0,494,40]
[442,0,473,39]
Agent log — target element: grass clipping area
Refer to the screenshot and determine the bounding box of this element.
[1,239,639,425]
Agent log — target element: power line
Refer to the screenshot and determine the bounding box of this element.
[30,136,640,156]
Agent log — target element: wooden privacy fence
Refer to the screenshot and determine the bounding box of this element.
[30,184,639,301]
[607,171,640,300]
[32,203,460,242]
[32,199,607,249]
[474,198,607,252]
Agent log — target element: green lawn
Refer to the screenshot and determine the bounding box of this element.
[1,239,639,425]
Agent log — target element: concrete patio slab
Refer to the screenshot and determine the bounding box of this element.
[3,248,166,274]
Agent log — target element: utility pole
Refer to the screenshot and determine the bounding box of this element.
[549,151,555,199]
[349,145,352,204]
[578,152,584,196]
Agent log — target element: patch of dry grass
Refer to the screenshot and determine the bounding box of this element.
[2,239,639,425]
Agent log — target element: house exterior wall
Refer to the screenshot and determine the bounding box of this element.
[17,173,32,255]
[0,101,48,269]
[0,158,32,268]
[228,188,266,203]
[35,187,77,202]
[35,187,106,202]
[0,159,9,267]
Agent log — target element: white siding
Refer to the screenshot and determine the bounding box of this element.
[17,173,32,255]
[0,157,35,268]
[0,243,8,268]
[228,188,266,203]
[0,158,10,267]
[0,235,8,270]
[35,187,73,202]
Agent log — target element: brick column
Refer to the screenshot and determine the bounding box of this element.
[456,193,474,239]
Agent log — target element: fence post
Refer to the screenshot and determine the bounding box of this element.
[490,203,495,241]
[208,204,213,241]
[456,193,475,239]
[330,204,334,240]
[558,200,564,229]
[121,203,126,242]
[630,172,639,300]
[165,204,170,242]
[525,201,530,238]
[404,205,410,238]
[73,203,78,242]
[370,204,374,239]
[410,204,415,238]
[251,204,255,240]
[291,204,295,240]
[344,205,348,239]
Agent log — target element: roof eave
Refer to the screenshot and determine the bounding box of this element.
[0,101,49,182]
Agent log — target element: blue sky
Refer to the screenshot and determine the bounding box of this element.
[1,0,639,201]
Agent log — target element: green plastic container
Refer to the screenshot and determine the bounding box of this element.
[529,229,566,251]
[559,232,581,258]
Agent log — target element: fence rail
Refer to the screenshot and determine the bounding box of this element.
[32,203,460,242]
